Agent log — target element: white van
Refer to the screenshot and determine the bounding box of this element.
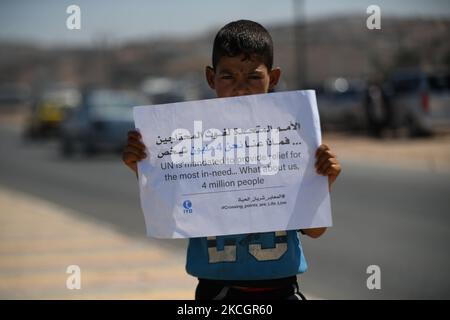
[388,70,450,136]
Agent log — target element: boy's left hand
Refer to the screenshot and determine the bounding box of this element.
[315,144,341,188]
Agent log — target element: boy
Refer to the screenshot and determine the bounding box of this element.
[123,20,341,300]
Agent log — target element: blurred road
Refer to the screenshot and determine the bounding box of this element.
[0,126,449,299]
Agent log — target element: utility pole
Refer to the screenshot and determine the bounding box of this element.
[293,0,307,89]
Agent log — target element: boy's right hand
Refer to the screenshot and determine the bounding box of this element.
[122,130,147,174]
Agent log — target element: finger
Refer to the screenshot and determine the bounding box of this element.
[127,138,146,150]
[315,144,329,157]
[326,163,342,177]
[128,133,143,142]
[315,151,336,169]
[127,132,145,143]
[321,164,341,181]
[123,146,146,159]
[127,130,141,140]
[128,132,145,144]
[316,147,336,160]
[317,160,333,175]
[122,153,138,167]
[315,151,337,169]
[122,151,140,165]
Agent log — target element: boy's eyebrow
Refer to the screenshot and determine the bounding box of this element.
[218,68,265,75]
[217,69,233,74]
[249,69,265,74]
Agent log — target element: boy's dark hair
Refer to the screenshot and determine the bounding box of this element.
[212,20,273,70]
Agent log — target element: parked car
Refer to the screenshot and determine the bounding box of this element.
[0,84,30,107]
[387,70,450,136]
[140,77,185,104]
[60,89,149,156]
[316,77,366,131]
[24,84,81,139]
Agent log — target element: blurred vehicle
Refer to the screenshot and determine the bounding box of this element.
[60,89,149,157]
[24,84,81,139]
[316,77,366,131]
[140,77,185,104]
[0,84,30,107]
[386,69,450,136]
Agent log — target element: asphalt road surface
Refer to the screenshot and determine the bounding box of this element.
[1,126,449,299]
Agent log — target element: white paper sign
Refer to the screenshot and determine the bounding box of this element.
[134,90,332,239]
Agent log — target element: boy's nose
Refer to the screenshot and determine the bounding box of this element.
[233,82,251,96]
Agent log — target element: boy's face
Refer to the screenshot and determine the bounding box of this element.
[205,54,281,98]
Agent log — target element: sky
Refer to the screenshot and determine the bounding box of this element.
[0,0,449,47]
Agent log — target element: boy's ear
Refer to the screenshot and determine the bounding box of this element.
[269,68,281,91]
[205,66,216,90]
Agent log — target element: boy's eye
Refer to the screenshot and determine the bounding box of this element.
[248,75,263,79]
[221,75,233,80]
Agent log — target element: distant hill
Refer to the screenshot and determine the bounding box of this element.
[1,16,449,91]
[270,16,450,87]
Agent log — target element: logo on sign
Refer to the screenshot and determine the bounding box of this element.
[183,200,193,214]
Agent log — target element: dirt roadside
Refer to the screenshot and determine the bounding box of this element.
[323,132,450,173]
